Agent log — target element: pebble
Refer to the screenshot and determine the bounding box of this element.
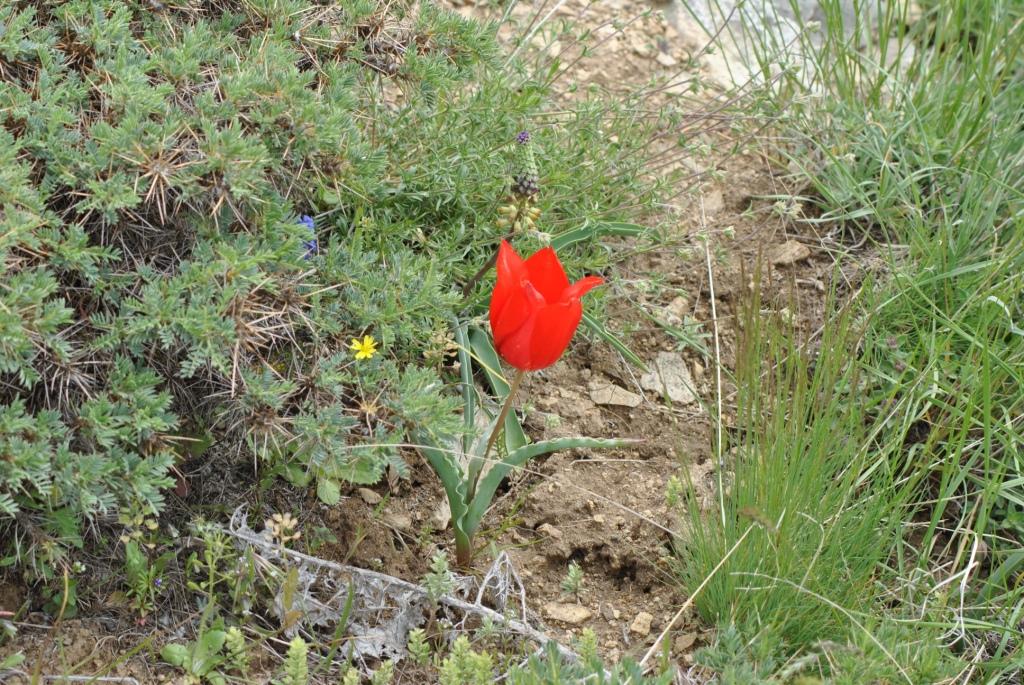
[770,239,811,265]
[537,523,563,540]
[382,512,412,533]
[430,500,451,531]
[666,295,688,321]
[630,611,654,637]
[589,382,642,407]
[656,52,678,68]
[357,488,382,505]
[631,37,653,58]
[544,602,593,625]
[692,361,705,381]
[640,351,697,404]
[674,632,698,652]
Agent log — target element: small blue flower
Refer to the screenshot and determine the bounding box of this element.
[154,577,163,588]
[516,130,530,145]
[299,215,318,259]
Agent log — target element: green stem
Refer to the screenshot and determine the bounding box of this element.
[454,527,473,569]
[468,369,526,503]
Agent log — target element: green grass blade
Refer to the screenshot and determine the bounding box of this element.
[582,311,646,370]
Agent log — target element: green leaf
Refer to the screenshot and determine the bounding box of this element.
[452,317,476,454]
[283,464,311,487]
[550,221,646,251]
[316,478,341,505]
[160,643,190,668]
[582,312,646,370]
[414,429,469,526]
[193,629,227,674]
[468,326,528,452]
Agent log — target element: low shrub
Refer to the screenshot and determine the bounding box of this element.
[0,0,666,581]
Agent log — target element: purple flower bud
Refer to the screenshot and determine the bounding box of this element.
[154,578,163,588]
[298,215,318,259]
[303,238,318,259]
[516,130,530,145]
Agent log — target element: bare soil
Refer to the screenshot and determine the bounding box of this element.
[0,0,863,680]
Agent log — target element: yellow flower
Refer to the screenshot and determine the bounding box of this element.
[350,335,378,360]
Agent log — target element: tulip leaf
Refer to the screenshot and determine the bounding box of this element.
[452,317,476,454]
[463,437,636,534]
[582,311,647,370]
[468,326,529,452]
[550,221,647,251]
[414,429,469,525]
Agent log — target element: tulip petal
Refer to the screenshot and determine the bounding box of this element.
[490,240,526,325]
[562,275,604,302]
[527,300,583,370]
[523,247,570,303]
[491,281,545,357]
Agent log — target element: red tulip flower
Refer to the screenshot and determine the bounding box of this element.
[489,240,603,371]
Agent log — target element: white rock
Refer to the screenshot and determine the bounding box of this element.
[430,500,451,531]
[630,611,654,636]
[589,382,642,408]
[544,602,593,625]
[641,352,697,404]
[656,51,678,68]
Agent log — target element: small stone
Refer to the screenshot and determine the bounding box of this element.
[544,602,593,625]
[631,38,652,58]
[630,611,654,637]
[674,632,698,652]
[357,488,382,505]
[770,240,811,266]
[702,189,725,215]
[592,514,606,524]
[656,52,678,68]
[589,382,642,407]
[692,361,705,381]
[537,523,563,540]
[600,603,616,621]
[640,352,697,404]
[666,296,688,321]
[430,500,451,530]
[382,512,412,533]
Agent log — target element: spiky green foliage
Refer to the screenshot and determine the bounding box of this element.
[277,636,309,685]
[0,0,659,580]
[506,642,674,685]
[439,636,493,685]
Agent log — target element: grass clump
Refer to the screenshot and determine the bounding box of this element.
[680,0,1024,680]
